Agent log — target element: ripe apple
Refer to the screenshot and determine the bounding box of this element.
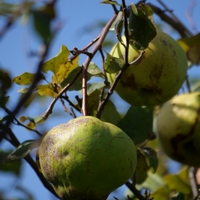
[155,92,200,167]
[39,116,137,199]
[107,29,188,106]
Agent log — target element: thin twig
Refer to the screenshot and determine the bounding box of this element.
[81,13,118,116]
[125,181,146,200]
[42,68,82,120]
[1,126,58,198]
[96,51,144,118]
[147,3,192,37]
[189,167,198,199]
[2,106,42,137]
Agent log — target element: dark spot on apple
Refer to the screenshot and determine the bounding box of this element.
[120,74,137,90]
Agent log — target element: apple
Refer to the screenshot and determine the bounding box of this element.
[39,116,137,199]
[155,92,200,167]
[107,29,188,106]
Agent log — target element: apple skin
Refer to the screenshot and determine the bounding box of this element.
[155,92,200,167]
[107,29,188,106]
[39,116,137,200]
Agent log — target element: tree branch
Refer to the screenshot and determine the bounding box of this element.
[81,13,118,116]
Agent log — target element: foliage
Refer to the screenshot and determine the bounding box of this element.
[0,0,200,200]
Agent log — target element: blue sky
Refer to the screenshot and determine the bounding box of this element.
[0,0,200,199]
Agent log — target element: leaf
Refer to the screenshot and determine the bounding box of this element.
[17,88,29,93]
[0,150,22,176]
[128,3,157,50]
[163,174,191,195]
[178,33,200,65]
[117,106,153,145]
[52,56,79,84]
[101,100,121,125]
[87,62,104,78]
[104,52,125,73]
[87,82,105,95]
[60,67,82,90]
[20,115,44,125]
[100,0,121,6]
[0,69,12,90]
[36,83,61,97]
[149,187,170,200]
[142,147,158,173]
[32,4,55,42]
[5,140,38,162]
[134,149,149,184]
[110,11,123,31]
[13,72,44,85]
[42,45,70,74]
[171,193,185,200]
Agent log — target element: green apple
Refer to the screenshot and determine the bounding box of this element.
[155,92,200,166]
[39,116,137,199]
[107,29,188,106]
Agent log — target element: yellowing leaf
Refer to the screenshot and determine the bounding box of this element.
[52,55,79,84]
[42,45,71,75]
[178,33,200,65]
[164,174,191,195]
[13,72,35,85]
[36,83,61,98]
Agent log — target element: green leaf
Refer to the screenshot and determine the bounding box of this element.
[0,150,22,176]
[32,4,55,42]
[105,52,125,73]
[128,3,157,50]
[142,147,158,173]
[171,193,185,200]
[5,140,38,162]
[0,69,12,90]
[87,82,105,94]
[134,149,149,184]
[117,106,153,145]
[60,67,82,90]
[87,62,104,78]
[100,0,121,6]
[101,100,121,125]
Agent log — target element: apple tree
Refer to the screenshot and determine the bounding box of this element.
[0,0,200,199]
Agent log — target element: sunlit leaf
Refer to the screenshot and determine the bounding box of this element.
[0,150,22,176]
[110,11,123,31]
[117,106,153,145]
[149,186,170,200]
[105,52,125,73]
[5,140,38,162]
[13,72,44,85]
[178,33,200,65]
[128,3,156,50]
[171,192,185,200]
[100,0,121,6]
[52,56,79,84]
[36,83,61,98]
[141,172,165,192]
[17,88,29,93]
[42,45,70,73]
[163,174,191,195]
